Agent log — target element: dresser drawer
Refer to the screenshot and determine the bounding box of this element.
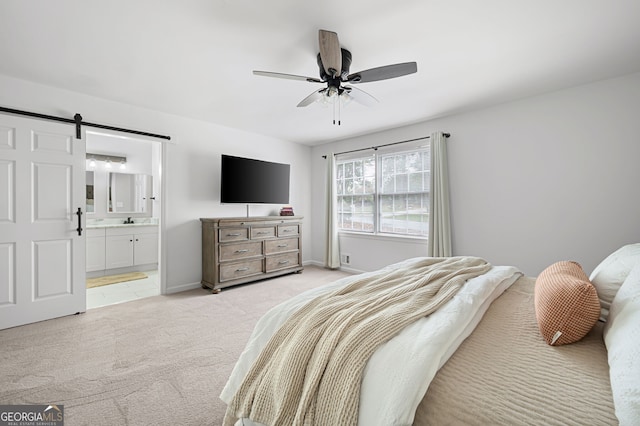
[265,237,299,254]
[219,259,263,282]
[219,241,262,261]
[251,226,276,239]
[266,252,300,272]
[277,224,299,237]
[219,227,249,242]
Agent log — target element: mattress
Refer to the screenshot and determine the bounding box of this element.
[414,276,617,425]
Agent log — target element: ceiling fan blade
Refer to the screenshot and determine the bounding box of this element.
[344,86,378,107]
[346,62,417,83]
[253,70,323,83]
[297,89,327,107]
[318,30,342,78]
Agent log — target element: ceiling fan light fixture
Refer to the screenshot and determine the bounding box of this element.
[340,93,353,106]
[316,92,333,107]
[316,87,351,107]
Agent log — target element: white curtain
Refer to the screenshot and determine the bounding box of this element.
[325,153,341,268]
[428,132,452,257]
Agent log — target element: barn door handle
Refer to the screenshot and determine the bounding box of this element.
[76,207,83,236]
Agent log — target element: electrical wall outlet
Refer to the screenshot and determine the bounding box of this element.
[341,253,351,265]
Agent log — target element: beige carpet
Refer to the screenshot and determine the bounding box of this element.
[0,266,351,426]
[86,272,148,288]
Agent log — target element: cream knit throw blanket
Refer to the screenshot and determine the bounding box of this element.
[224,256,491,426]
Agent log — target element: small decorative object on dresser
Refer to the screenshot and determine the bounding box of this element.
[200,216,303,293]
[279,206,294,216]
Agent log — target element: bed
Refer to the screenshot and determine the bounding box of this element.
[415,275,615,425]
[220,248,640,425]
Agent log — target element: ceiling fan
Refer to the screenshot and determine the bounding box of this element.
[253,29,417,125]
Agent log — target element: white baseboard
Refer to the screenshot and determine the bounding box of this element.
[303,259,364,274]
[166,261,362,295]
[337,265,365,274]
[165,281,202,294]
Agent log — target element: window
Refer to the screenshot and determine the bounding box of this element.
[336,146,430,237]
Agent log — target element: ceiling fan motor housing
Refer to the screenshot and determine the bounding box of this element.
[317,48,352,82]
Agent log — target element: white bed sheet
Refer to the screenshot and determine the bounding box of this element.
[220,257,522,426]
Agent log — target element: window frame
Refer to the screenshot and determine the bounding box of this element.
[335,155,377,233]
[335,144,430,239]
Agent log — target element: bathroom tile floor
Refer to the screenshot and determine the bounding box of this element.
[86,270,160,309]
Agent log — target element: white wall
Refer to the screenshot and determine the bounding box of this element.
[311,72,640,276]
[4,71,638,284]
[0,74,312,293]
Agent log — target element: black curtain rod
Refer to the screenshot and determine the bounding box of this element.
[0,106,171,141]
[321,133,450,158]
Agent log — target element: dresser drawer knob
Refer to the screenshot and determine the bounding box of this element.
[277,244,288,248]
[234,249,249,253]
[235,267,249,272]
[227,233,241,237]
[256,231,270,235]
[278,260,290,265]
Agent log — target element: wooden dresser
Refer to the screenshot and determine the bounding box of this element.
[200,216,303,292]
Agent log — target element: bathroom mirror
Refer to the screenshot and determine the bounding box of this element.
[108,172,152,214]
[86,171,95,213]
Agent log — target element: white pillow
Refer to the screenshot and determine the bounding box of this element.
[603,263,640,426]
[589,243,640,321]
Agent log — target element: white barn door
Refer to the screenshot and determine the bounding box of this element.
[0,114,86,330]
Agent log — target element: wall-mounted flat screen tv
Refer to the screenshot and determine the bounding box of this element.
[220,155,290,204]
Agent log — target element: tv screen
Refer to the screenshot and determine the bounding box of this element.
[220,155,290,204]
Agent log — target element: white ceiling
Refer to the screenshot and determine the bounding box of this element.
[1,1,639,146]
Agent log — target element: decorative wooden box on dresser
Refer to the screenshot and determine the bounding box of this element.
[200,216,303,293]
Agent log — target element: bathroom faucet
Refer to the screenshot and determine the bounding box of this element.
[124,217,134,224]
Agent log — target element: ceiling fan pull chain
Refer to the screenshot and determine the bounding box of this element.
[333,98,336,125]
